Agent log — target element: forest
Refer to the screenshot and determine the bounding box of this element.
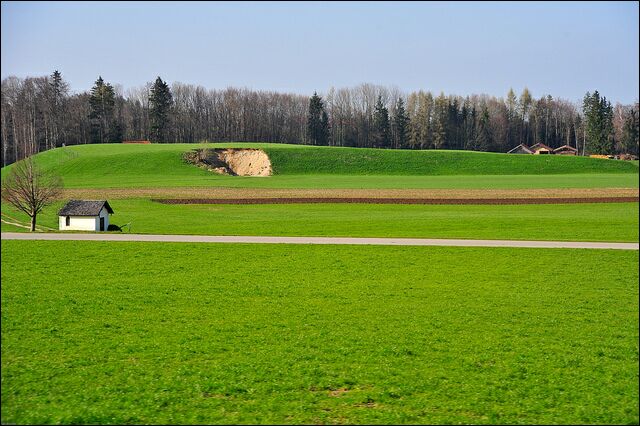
[1,71,638,166]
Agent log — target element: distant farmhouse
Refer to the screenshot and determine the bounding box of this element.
[529,143,554,154]
[553,145,579,155]
[58,200,114,231]
[506,144,533,154]
[507,144,577,155]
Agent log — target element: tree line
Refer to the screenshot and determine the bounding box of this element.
[1,71,638,166]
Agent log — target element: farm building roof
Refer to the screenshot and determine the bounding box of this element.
[58,200,114,216]
[507,144,533,154]
[530,143,553,151]
[553,145,578,152]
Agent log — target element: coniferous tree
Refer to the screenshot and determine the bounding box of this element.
[472,104,491,151]
[392,97,409,149]
[506,88,518,148]
[621,104,639,155]
[306,92,329,145]
[88,76,116,143]
[49,70,68,148]
[583,90,614,154]
[462,100,477,150]
[519,87,533,145]
[321,109,330,145]
[149,77,173,143]
[447,97,462,149]
[372,95,390,148]
[432,93,448,149]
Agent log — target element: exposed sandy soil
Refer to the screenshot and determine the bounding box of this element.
[62,187,640,201]
[184,148,272,176]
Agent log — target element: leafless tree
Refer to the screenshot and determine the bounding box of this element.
[1,157,63,231]
[1,72,636,162]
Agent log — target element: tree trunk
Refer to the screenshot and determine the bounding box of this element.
[30,213,36,232]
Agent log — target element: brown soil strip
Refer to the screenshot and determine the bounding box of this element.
[63,187,640,200]
[151,197,638,205]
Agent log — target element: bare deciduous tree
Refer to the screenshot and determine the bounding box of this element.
[1,157,62,231]
[0,71,634,162]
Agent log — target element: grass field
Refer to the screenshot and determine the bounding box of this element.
[1,143,637,189]
[1,143,637,241]
[2,199,638,242]
[1,241,638,424]
[2,143,638,424]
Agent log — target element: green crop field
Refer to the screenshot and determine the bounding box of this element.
[1,143,637,189]
[1,241,638,424]
[2,199,638,242]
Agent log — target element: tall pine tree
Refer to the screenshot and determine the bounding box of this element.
[49,70,69,148]
[306,92,329,145]
[519,87,533,145]
[472,104,491,151]
[88,76,116,143]
[621,105,639,155]
[372,95,390,148]
[583,90,614,154]
[149,77,173,143]
[432,93,448,149]
[506,88,518,148]
[392,97,409,149]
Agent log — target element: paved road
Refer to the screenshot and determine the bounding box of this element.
[2,232,638,250]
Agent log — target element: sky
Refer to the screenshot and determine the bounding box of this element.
[1,1,639,104]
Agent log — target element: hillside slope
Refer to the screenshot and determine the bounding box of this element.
[1,143,637,189]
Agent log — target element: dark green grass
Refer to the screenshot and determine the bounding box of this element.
[1,143,637,189]
[264,145,639,175]
[3,199,638,242]
[1,241,638,424]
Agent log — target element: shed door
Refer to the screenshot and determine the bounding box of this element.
[100,217,105,231]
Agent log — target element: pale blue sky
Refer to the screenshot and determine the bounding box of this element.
[1,1,638,103]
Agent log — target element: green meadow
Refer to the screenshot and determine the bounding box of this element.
[2,241,638,425]
[1,143,637,189]
[2,199,638,242]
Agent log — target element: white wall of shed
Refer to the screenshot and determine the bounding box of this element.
[58,216,99,231]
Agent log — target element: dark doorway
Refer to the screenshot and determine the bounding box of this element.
[100,217,105,231]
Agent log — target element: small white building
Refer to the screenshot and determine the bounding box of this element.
[58,200,114,231]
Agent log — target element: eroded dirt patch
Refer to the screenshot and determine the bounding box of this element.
[184,148,272,176]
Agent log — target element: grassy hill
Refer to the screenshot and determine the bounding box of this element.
[265,145,639,175]
[1,143,637,189]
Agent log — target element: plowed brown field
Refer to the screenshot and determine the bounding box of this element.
[152,197,638,205]
[62,187,639,202]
